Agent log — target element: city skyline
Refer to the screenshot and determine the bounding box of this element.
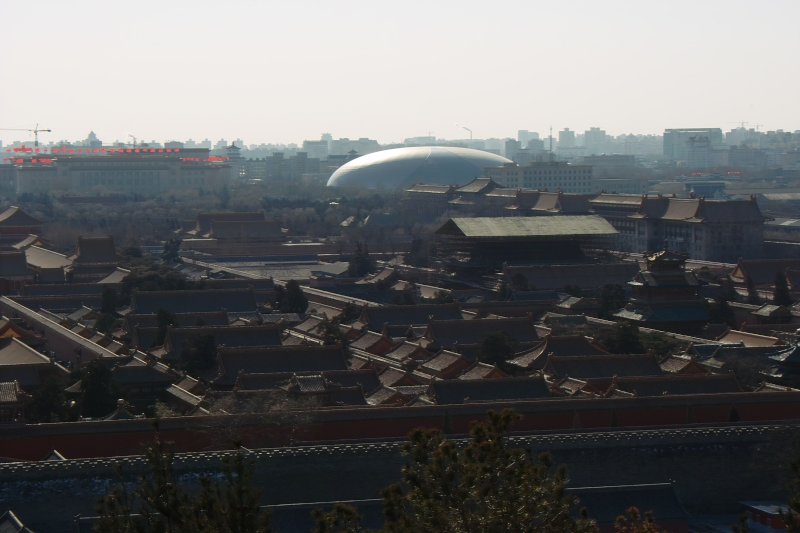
[2,0,799,145]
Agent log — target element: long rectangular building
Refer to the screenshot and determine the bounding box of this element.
[12,148,230,196]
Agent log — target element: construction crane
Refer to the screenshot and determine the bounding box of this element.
[0,124,52,148]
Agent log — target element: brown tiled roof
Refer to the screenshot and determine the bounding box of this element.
[659,355,708,375]
[457,362,507,380]
[695,199,763,223]
[214,345,348,388]
[406,184,455,194]
[0,338,50,366]
[0,206,41,226]
[731,259,800,286]
[358,303,462,332]
[132,288,258,314]
[418,350,472,378]
[383,341,430,363]
[24,246,72,270]
[503,262,639,290]
[532,192,592,214]
[193,212,264,235]
[126,310,230,330]
[209,220,283,241]
[589,194,645,206]
[0,251,29,278]
[164,324,284,357]
[430,375,550,405]
[73,236,117,264]
[544,354,663,379]
[716,329,784,347]
[423,317,539,349]
[509,335,609,371]
[456,177,499,194]
[591,374,742,396]
[12,234,43,250]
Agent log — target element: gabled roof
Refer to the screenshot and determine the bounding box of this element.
[24,246,72,270]
[457,362,507,380]
[456,177,499,194]
[0,206,41,226]
[405,184,455,194]
[504,262,639,290]
[193,212,264,235]
[659,355,708,374]
[423,317,539,349]
[0,338,51,367]
[430,375,550,405]
[164,324,284,357]
[358,303,462,332]
[418,350,471,378]
[591,373,741,396]
[72,236,117,264]
[132,288,258,314]
[731,259,800,286]
[543,353,663,379]
[531,192,592,214]
[11,234,43,250]
[209,219,283,241]
[214,345,348,388]
[436,216,617,239]
[716,329,784,347]
[97,267,131,284]
[0,251,30,278]
[0,509,35,533]
[508,335,609,371]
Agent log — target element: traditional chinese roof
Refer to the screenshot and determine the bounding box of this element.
[214,345,348,388]
[132,288,258,315]
[731,258,800,286]
[0,251,29,278]
[716,329,785,347]
[417,350,472,379]
[161,324,284,359]
[508,335,609,371]
[422,317,539,351]
[429,375,550,405]
[504,262,639,291]
[71,236,118,264]
[543,354,663,379]
[24,245,72,270]
[455,177,499,194]
[357,303,461,332]
[436,215,617,239]
[0,206,41,226]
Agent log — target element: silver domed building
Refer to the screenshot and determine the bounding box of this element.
[326,146,512,189]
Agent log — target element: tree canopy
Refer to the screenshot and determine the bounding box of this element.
[381,409,597,533]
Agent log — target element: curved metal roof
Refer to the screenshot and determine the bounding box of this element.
[326,146,512,189]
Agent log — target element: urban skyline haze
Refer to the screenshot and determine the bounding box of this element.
[2,0,799,145]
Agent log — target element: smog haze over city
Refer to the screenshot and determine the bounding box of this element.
[2,0,800,145]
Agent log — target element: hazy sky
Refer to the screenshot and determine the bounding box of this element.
[2,0,798,146]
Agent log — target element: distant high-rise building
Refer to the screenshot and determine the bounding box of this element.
[558,128,576,149]
[486,161,593,193]
[504,139,521,160]
[517,130,539,148]
[663,128,724,162]
[583,127,608,155]
[302,139,329,160]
